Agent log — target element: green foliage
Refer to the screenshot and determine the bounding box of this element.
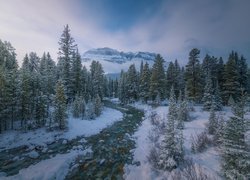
[221,93,250,179]
[139,62,151,102]
[54,80,67,130]
[150,54,165,101]
[185,48,203,103]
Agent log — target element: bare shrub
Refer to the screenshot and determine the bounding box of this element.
[169,159,214,180]
[191,131,212,153]
[148,147,160,169]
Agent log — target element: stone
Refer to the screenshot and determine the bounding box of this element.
[28,150,39,159]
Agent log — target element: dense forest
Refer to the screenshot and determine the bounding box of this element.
[0,25,249,179]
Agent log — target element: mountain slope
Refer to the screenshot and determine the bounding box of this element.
[82,47,157,73]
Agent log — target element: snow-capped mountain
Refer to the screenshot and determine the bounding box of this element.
[82,47,157,74]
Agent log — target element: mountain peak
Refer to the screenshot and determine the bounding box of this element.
[82,47,157,73]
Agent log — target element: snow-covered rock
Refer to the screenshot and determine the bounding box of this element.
[27,150,39,159]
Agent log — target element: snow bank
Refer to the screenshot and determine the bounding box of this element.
[65,107,123,139]
[2,148,92,180]
[125,104,249,180]
[124,103,168,180]
[0,107,123,151]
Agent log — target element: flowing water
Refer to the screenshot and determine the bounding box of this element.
[0,101,144,179]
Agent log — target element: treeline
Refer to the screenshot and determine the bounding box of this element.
[116,48,249,108]
[0,25,105,133]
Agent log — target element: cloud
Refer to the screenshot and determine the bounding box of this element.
[0,0,249,65]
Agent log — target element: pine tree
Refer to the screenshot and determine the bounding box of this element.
[139,62,151,103]
[150,54,165,101]
[202,54,218,87]
[127,64,138,102]
[71,49,82,96]
[217,57,225,92]
[58,24,76,102]
[166,62,175,97]
[221,92,250,179]
[222,52,240,104]
[90,61,104,100]
[0,40,19,131]
[185,48,203,103]
[94,94,102,117]
[237,55,248,91]
[213,81,223,111]
[202,74,214,111]
[158,86,184,170]
[54,80,67,129]
[118,70,128,104]
[208,104,218,135]
[177,91,184,129]
[72,95,86,119]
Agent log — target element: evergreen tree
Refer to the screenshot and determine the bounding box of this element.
[166,61,175,97]
[150,54,165,101]
[222,52,240,104]
[58,24,76,102]
[139,62,151,103]
[0,40,19,131]
[202,54,218,87]
[158,86,184,170]
[127,64,138,102]
[202,74,214,111]
[54,80,67,129]
[208,104,218,135]
[177,90,190,129]
[185,48,203,103]
[94,94,102,117]
[213,81,223,111]
[118,70,128,104]
[221,92,250,179]
[72,95,86,119]
[217,57,225,91]
[71,49,82,96]
[237,55,248,91]
[90,61,104,100]
[177,91,184,129]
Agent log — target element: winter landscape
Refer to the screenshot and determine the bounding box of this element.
[0,0,250,180]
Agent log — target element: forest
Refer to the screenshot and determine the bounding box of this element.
[0,25,249,179]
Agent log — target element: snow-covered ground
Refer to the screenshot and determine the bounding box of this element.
[124,104,167,180]
[124,103,249,180]
[0,107,123,179]
[0,107,123,151]
[2,147,92,180]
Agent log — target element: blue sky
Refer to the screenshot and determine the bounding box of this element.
[0,0,249,64]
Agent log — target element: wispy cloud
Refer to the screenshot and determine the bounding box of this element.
[0,0,249,65]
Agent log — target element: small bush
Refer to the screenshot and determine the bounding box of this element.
[170,158,214,180]
[191,131,212,153]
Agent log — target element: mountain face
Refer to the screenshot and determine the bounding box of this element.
[82,47,157,73]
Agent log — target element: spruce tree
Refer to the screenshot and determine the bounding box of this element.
[54,80,67,129]
[158,86,184,170]
[90,61,104,100]
[221,92,250,179]
[127,64,138,102]
[150,54,165,101]
[118,70,128,104]
[94,94,102,117]
[208,104,217,135]
[58,24,76,102]
[202,74,214,111]
[213,81,223,111]
[185,48,203,103]
[223,52,240,104]
[166,62,175,97]
[71,49,82,96]
[139,62,151,103]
